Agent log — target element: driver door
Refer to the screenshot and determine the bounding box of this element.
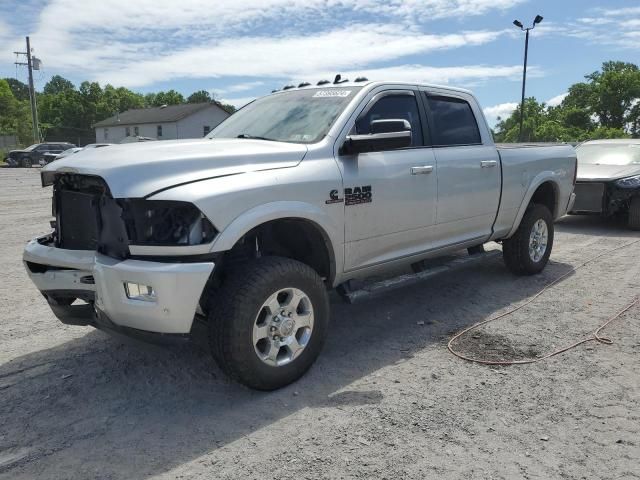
[336,89,438,272]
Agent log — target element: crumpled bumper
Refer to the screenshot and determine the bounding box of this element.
[23,235,214,335]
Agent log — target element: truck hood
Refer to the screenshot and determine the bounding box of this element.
[42,138,308,198]
[577,163,640,182]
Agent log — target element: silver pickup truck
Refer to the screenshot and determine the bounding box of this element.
[24,80,576,389]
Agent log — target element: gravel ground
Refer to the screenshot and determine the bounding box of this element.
[1,168,639,480]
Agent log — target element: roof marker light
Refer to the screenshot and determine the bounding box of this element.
[333,74,348,84]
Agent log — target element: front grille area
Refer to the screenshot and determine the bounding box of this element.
[572,182,605,213]
[58,190,100,250]
[53,174,130,258]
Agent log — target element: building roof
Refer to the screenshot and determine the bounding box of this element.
[94,102,228,128]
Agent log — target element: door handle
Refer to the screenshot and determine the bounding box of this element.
[410,165,433,175]
[480,160,498,168]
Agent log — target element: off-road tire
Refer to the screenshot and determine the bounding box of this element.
[208,256,329,390]
[21,156,32,168]
[502,203,554,276]
[628,196,640,231]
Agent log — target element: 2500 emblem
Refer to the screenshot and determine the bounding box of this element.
[344,185,372,206]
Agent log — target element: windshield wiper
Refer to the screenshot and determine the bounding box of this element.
[236,134,278,142]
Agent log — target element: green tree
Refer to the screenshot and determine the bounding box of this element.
[3,78,30,101]
[0,79,33,144]
[151,90,184,106]
[495,61,639,142]
[187,90,212,103]
[43,75,75,95]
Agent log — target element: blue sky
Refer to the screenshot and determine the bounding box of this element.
[1,0,639,126]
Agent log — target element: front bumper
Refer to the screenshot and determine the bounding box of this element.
[24,235,214,335]
[570,180,639,216]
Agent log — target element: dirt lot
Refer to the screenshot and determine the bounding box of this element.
[1,168,639,480]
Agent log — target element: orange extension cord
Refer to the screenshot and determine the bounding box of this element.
[448,238,640,366]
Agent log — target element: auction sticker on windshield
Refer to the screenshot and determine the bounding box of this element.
[313,90,352,98]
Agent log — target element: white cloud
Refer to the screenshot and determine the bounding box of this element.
[562,7,640,49]
[483,102,518,127]
[7,0,524,88]
[95,26,508,87]
[547,92,568,107]
[220,96,256,109]
[308,64,536,87]
[222,82,265,94]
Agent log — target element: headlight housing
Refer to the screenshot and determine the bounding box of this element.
[615,175,640,189]
[122,200,217,246]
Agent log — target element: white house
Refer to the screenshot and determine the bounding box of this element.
[94,102,230,143]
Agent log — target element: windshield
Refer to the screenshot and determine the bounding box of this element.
[208,87,362,144]
[23,144,39,151]
[576,143,640,166]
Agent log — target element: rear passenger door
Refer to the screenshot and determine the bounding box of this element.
[422,91,501,247]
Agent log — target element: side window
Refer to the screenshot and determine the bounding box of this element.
[427,96,481,146]
[355,94,423,147]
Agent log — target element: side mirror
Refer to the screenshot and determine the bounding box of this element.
[342,119,412,155]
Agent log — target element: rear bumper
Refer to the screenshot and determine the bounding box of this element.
[24,235,214,334]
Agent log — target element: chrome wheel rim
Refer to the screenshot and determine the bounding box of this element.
[252,287,314,367]
[528,219,548,263]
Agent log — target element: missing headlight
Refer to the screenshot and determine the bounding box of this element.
[122,200,217,246]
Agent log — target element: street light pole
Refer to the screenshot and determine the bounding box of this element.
[513,15,543,142]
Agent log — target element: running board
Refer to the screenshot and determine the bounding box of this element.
[341,250,501,304]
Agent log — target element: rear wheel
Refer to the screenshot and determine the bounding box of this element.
[21,156,32,168]
[502,203,554,275]
[628,196,640,231]
[208,256,329,390]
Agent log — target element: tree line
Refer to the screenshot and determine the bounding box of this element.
[0,75,236,147]
[2,61,639,148]
[494,61,640,142]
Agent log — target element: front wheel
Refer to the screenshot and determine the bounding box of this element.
[208,256,329,390]
[502,203,554,275]
[21,156,32,168]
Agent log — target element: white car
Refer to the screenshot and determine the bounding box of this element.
[40,144,112,165]
[570,139,640,229]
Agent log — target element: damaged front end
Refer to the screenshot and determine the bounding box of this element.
[571,178,640,217]
[24,172,217,338]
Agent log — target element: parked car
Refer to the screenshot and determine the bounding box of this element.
[40,144,112,165]
[569,139,640,229]
[24,80,576,390]
[7,142,76,168]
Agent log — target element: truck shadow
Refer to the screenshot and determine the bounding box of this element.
[0,256,575,479]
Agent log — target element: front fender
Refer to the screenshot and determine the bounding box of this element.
[210,201,344,280]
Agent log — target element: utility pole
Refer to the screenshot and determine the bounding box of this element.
[14,36,40,143]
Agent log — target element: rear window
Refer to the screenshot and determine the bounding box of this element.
[427,96,481,147]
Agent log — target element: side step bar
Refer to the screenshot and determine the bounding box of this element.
[339,250,501,304]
